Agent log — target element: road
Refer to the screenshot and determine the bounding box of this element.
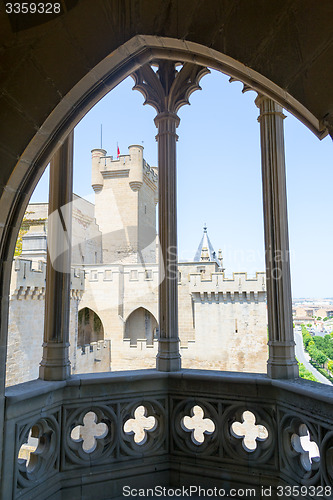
[294,331,332,385]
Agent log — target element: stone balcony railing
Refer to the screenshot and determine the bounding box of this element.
[3,370,333,499]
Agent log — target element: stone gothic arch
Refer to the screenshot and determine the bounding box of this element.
[1,32,319,383]
[124,307,158,347]
[78,308,104,347]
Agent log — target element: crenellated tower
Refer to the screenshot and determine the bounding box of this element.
[91,145,158,264]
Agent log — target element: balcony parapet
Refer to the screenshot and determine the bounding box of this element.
[3,370,333,499]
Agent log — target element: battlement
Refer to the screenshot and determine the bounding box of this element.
[101,154,131,176]
[79,339,110,356]
[91,145,157,193]
[83,264,159,283]
[191,290,266,304]
[189,271,266,295]
[143,159,158,185]
[123,338,158,349]
[11,258,85,298]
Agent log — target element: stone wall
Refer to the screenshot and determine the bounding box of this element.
[75,340,111,374]
[25,195,102,266]
[5,259,111,386]
[79,262,268,373]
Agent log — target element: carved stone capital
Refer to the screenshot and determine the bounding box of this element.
[132,61,210,116]
[255,94,287,121]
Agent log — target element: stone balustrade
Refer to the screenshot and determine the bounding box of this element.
[3,370,333,499]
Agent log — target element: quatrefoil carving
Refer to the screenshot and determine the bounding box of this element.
[291,424,320,471]
[181,405,215,445]
[17,416,58,488]
[71,411,108,453]
[231,410,268,452]
[18,428,40,471]
[123,405,157,445]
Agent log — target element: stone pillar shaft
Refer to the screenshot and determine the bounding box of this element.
[256,96,298,379]
[132,61,209,371]
[39,131,73,380]
[155,112,181,371]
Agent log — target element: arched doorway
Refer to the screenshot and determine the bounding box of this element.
[124,307,158,346]
[78,308,104,346]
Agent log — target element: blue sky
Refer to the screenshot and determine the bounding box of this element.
[31,70,333,298]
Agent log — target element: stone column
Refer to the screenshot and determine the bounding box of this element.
[39,131,73,380]
[256,95,298,379]
[154,111,180,371]
[133,61,209,371]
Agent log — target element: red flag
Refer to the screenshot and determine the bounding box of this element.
[117,145,120,158]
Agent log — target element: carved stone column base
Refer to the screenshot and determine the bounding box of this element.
[267,341,298,378]
[156,339,181,372]
[39,342,71,381]
[267,361,299,379]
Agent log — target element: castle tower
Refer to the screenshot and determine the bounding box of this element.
[91,145,158,264]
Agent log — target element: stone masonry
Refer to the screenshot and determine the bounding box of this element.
[6,145,267,385]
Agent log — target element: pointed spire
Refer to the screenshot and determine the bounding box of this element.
[194,225,221,266]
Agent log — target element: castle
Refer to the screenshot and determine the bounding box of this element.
[1,6,332,497]
[6,145,267,386]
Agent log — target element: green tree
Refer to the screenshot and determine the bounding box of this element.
[298,362,318,382]
[327,359,333,374]
[14,217,30,256]
[302,333,312,348]
[317,351,328,366]
[308,345,327,367]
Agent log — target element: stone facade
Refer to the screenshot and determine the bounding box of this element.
[6,259,111,386]
[79,261,267,372]
[6,145,267,385]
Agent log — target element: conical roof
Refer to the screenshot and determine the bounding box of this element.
[194,225,220,265]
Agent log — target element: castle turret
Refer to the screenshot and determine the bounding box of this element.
[128,144,144,191]
[92,144,158,264]
[91,148,107,192]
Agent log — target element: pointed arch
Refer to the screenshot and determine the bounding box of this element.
[124,307,158,347]
[78,307,104,347]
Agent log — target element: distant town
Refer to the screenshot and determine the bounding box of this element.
[292,299,333,385]
[293,298,333,334]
